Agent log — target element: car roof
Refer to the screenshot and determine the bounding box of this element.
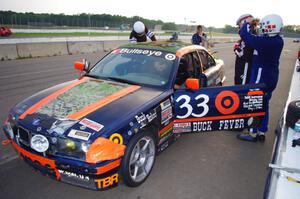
[119,41,207,56]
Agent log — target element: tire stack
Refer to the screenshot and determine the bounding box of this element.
[286,100,300,128]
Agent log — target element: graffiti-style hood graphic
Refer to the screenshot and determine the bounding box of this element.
[14,77,165,141]
[19,77,140,120]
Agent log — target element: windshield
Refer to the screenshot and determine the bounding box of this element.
[89,48,176,87]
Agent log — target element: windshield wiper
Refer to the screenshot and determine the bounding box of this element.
[84,74,102,79]
[106,77,138,85]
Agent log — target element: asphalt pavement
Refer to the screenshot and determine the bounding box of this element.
[0,40,298,199]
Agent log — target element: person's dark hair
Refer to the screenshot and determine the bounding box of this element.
[197,25,203,30]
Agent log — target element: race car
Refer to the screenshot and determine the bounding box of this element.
[0,26,12,37]
[2,41,267,190]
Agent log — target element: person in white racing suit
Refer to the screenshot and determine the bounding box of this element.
[129,21,156,43]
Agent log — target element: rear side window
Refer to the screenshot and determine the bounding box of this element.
[198,50,216,71]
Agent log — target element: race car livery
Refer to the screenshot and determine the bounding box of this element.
[2,41,267,190]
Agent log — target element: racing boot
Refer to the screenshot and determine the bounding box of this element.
[257,132,266,142]
[236,131,257,142]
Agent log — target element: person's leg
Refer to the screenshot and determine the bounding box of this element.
[234,58,243,85]
[257,92,272,141]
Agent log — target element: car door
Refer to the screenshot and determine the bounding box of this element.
[172,84,266,134]
[198,50,225,87]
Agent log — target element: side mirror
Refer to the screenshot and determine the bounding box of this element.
[74,61,85,71]
[185,78,200,90]
[74,59,90,71]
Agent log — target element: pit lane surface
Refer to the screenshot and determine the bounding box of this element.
[0,41,298,199]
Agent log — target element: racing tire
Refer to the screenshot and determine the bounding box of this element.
[286,100,300,128]
[120,130,156,187]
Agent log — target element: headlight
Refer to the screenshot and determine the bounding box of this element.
[50,138,89,160]
[3,114,18,140]
[30,134,49,153]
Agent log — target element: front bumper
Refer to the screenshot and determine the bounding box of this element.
[3,128,121,191]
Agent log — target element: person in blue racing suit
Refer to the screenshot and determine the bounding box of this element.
[237,14,284,142]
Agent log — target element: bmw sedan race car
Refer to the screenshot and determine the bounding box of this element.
[2,41,267,190]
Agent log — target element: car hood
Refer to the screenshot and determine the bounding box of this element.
[14,77,166,141]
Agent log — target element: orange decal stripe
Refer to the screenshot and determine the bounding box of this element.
[68,85,141,120]
[247,90,264,96]
[174,112,265,123]
[11,141,60,179]
[96,159,121,174]
[159,121,174,135]
[19,77,89,120]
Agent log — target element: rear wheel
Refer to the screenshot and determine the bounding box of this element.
[120,130,156,187]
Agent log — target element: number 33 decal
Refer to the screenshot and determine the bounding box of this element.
[176,94,209,119]
[175,91,240,119]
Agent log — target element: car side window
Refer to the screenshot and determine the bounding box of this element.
[174,54,195,88]
[191,52,201,76]
[198,50,216,71]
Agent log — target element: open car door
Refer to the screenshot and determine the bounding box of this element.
[173,84,266,134]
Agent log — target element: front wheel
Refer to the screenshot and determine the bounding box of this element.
[120,130,156,187]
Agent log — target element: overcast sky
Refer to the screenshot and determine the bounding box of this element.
[1,0,299,27]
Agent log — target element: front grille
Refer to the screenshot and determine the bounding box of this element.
[18,127,30,146]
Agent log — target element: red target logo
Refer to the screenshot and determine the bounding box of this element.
[215,90,240,115]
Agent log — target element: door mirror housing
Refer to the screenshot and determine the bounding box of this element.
[74,61,85,71]
[74,59,90,72]
[185,78,200,90]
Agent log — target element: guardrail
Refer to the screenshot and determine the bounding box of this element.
[0,36,238,60]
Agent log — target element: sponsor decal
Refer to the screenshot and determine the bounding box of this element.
[192,121,213,131]
[68,129,91,141]
[219,119,244,130]
[160,99,171,110]
[160,99,173,124]
[95,173,118,189]
[109,133,123,145]
[165,53,176,61]
[135,113,147,128]
[79,118,104,132]
[191,119,245,132]
[58,169,90,181]
[161,106,173,124]
[243,95,263,111]
[159,141,169,152]
[173,122,191,133]
[32,118,41,126]
[135,110,157,129]
[117,48,163,57]
[146,110,157,123]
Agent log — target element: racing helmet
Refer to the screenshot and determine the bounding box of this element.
[236,14,253,27]
[260,14,283,36]
[133,21,145,34]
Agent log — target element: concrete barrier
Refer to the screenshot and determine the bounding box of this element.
[16,42,69,58]
[67,41,104,54]
[0,44,18,60]
[0,38,238,61]
[103,40,128,52]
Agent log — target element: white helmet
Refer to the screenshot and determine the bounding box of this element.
[260,14,283,35]
[236,14,253,27]
[133,21,145,34]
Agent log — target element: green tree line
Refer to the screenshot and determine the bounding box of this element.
[0,10,177,30]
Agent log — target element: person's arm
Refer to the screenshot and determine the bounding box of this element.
[145,28,156,41]
[129,31,137,43]
[239,23,264,50]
